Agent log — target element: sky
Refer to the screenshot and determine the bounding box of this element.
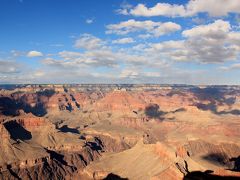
[0,0,240,84]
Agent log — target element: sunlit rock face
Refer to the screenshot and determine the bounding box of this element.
[0,84,240,179]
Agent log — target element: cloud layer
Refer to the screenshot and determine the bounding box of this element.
[121,0,240,17]
[1,1,240,84]
[106,19,181,37]
[147,20,240,63]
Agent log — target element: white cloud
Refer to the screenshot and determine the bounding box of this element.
[11,50,25,57]
[192,17,206,24]
[27,50,43,57]
[185,0,240,17]
[138,34,152,39]
[132,44,148,51]
[42,50,119,68]
[153,22,181,37]
[220,63,240,71]
[144,71,161,77]
[119,67,161,79]
[120,68,139,78]
[228,32,240,46]
[149,40,185,51]
[86,19,94,24]
[116,1,133,15]
[59,51,82,60]
[122,0,240,17]
[34,70,45,77]
[147,20,240,63]
[129,3,185,17]
[112,37,135,44]
[74,34,105,50]
[47,34,169,71]
[182,20,231,38]
[0,61,21,74]
[106,19,181,37]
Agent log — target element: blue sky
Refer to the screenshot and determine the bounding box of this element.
[0,0,240,84]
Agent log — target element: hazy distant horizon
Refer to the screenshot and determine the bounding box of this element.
[1,83,240,86]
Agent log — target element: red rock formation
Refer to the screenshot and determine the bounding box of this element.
[93,90,145,112]
[116,117,149,129]
[13,110,50,131]
[151,165,184,180]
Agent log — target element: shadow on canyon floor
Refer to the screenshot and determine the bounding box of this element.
[184,170,240,180]
[4,121,32,141]
[190,87,227,103]
[58,125,80,134]
[46,149,68,166]
[103,173,128,180]
[195,102,240,116]
[202,153,229,166]
[190,87,240,116]
[0,89,55,117]
[85,137,103,151]
[145,104,167,120]
[145,104,186,121]
[36,89,55,97]
[0,97,47,117]
[229,156,240,172]
[202,153,240,172]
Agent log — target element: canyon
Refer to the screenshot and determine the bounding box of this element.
[0,84,239,180]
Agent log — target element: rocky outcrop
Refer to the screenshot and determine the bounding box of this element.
[14,111,49,131]
[0,136,103,180]
[116,117,149,129]
[93,90,145,112]
[0,122,10,140]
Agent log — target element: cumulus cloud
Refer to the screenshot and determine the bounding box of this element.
[112,37,135,44]
[45,34,165,70]
[106,19,181,37]
[129,3,185,17]
[44,50,149,69]
[147,20,240,63]
[149,40,185,52]
[27,50,43,57]
[182,19,231,38]
[42,50,119,68]
[185,0,240,17]
[182,20,240,63]
[41,33,170,72]
[42,57,75,68]
[116,1,133,15]
[122,0,240,17]
[74,34,105,50]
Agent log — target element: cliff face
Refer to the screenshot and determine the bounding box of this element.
[0,85,240,179]
[0,123,10,140]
